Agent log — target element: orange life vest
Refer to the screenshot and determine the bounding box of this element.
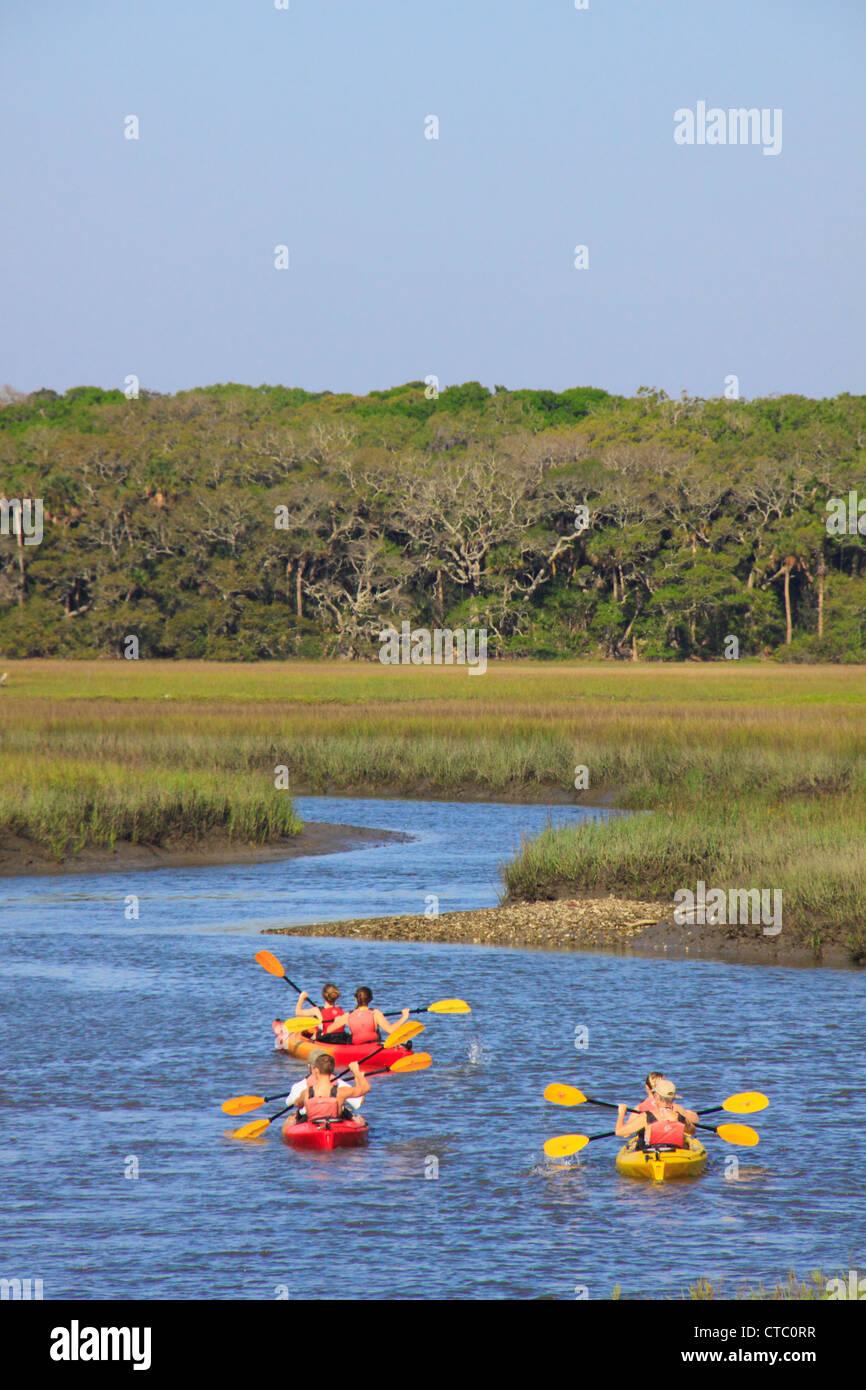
[303,1079,342,1123]
[347,1007,378,1044]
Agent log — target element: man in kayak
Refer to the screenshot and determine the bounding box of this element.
[294,982,350,1042]
[615,1077,699,1150]
[285,1058,365,1118]
[331,986,410,1046]
[284,1055,370,1130]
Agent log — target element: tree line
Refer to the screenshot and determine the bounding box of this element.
[1,380,865,661]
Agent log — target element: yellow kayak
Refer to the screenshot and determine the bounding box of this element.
[616,1136,708,1182]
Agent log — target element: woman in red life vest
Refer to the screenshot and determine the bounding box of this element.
[615,1077,698,1149]
[283,1054,370,1129]
[294,982,348,1041]
[331,986,410,1046]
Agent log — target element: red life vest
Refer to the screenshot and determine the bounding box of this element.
[317,1004,343,1036]
[646,1119,686,1148]
[303,1080,342,1123]
[346,1007,378,1044]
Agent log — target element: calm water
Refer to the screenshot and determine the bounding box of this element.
[1,797,863,1301]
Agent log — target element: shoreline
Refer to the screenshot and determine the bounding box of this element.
[265,896,855,969]
[0,821,409,878]
[0,783,609,879]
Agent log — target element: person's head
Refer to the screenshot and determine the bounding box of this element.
[645,1071,666,1093]
[322,982,340,1005]
[651,1078,678,1104]
[355,986,373,1007]
[311,1053,336,1077]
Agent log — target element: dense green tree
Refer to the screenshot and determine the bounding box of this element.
[1,382,865,661]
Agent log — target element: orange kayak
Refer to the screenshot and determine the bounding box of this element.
[274,1026,412,1073]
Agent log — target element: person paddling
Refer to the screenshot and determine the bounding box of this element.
[615,1077,698,1150]
[285,1059,365,1118]
[284,1054,370,1130]
[331,987,409,1047]
[295,982,348,1042]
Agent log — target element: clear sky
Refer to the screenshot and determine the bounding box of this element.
[1,0,864,400]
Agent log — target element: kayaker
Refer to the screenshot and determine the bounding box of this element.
[284,1055,370,1129]
[615,1077,698,1150]
[294,982,349,1042]
[286,1060,364,1116]
[331,987,410,1047]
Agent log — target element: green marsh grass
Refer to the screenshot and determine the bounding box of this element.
[1,661,864,948]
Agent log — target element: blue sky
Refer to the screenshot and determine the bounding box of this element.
[1,0,864,400]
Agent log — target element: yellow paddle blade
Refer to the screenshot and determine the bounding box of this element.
[232,1118,271,1140]
[716,1123,760,1146]
[281,1016,317,1034]
[722,1091,769,1115]
[384,1019,425,1048]
[389,1052,432,1073]
[543,1083,587,1107]
[222,1095,266,1116]
[544,1134,590,1159]
[255,950,286,978]
[427,999,471,1014]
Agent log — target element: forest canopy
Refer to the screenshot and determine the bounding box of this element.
[1,380,864,661]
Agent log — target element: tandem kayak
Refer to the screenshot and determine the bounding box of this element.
[282,1118,370,1152]
[615,1137,708,1182]
[274,1027,412,1073]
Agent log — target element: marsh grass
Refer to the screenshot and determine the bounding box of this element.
[1,752,301,858]
[1,661,864,942]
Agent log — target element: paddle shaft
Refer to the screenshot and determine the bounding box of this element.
[257,1061,397,1104]
[583,1095,725,1119]
[583,1119,726,1143]
[265,1065,378,1125]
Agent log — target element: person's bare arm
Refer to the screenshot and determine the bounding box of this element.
[337,1062,370,1101]
[678,1106,698,1133]
[374,1007,409,1033]
[294,991,322,1021]
[615,1104,645,1138]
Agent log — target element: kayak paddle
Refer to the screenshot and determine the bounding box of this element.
[230,1019,427,1134]
[406,999,471,1015]
[255,949,304,993]
[544,1084,769,1117]
[275,1016,321,1035]
[230,1040,428,1138]
[223,1053,432,1116]
[544,1122,760,1159]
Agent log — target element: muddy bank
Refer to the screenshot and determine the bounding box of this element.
[266,895,856,968]
[290,781,623,808]
[0,821,408,878]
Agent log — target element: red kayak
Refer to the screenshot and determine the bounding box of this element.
[282,1118,370,1151]
[273,1026,412,1074]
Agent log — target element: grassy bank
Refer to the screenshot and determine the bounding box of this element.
[1,746,301,860]
[1,661,864,954]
